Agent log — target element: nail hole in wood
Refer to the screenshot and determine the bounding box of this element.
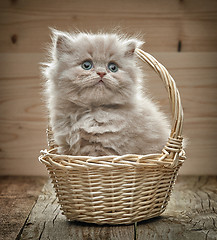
[11,0,18,4]
[11,34,18,44]
[178,40,182,52]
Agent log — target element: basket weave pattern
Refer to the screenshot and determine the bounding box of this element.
[39,49,186,225]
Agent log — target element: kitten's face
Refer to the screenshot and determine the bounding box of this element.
[50,31,143,106]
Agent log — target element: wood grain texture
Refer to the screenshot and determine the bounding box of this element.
[0,0,217,53]
[0,53,47,175]
[18,176,217,240]
[0,52,216,175]
[137,176,217,240]
[0,176,47,240]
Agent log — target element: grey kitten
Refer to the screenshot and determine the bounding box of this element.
[42,29,170,156]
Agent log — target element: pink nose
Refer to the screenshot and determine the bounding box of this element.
[97,72,106,78]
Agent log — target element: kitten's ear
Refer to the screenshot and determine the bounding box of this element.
[50,28,74,59]
[125,39,144,57]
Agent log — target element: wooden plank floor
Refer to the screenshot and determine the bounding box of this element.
[0,176,47,240]
[1,176,216,240]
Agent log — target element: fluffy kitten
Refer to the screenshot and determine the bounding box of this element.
[42,29,170,156]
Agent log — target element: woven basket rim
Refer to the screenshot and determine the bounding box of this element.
[39,147,185,170]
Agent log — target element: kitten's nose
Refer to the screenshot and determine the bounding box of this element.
[97,72,106,78]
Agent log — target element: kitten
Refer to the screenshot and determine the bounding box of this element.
[42,29,170,156]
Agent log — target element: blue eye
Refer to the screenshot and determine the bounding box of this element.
[81,60,93,70]
[108,62,118,72]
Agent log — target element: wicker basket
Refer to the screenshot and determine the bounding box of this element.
[39,49,186,225]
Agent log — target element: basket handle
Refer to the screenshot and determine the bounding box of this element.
[135,49,184,163]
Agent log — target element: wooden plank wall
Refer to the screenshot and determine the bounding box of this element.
[0,0,217,175]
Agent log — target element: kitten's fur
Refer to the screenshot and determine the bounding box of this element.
[42,29,170,156]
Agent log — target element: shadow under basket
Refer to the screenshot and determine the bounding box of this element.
[39,49,186,225]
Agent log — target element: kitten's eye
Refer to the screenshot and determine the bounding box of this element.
[108,62,118,73]
[81,60,93,70]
